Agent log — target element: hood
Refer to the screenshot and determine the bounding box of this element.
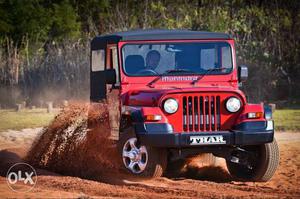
[122,86,246,107]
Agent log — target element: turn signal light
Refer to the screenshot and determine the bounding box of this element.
[247,112,263,119]
[144,114,162,121]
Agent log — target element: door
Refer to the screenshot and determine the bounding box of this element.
[106,45,121,140]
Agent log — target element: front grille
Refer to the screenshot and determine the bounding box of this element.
[183,95,221,132]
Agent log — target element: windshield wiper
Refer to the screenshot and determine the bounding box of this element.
[147,69,194,88]
[191,67,227,85]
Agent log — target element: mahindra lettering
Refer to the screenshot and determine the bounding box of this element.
[90,30,279,181]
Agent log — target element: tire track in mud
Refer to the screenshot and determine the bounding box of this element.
[25,174,294,199]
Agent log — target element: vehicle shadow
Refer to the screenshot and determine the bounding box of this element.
[165,159,233,183]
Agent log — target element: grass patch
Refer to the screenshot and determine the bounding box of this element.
[274,109,300,131]
[0,109,58,132]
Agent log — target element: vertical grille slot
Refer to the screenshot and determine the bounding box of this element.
[200,96,204,131]
[216,96,221,130]
[182,94,221,132]
[205,96,209,130]
[211,96,215,131]
[194,97,199,131]
[188,96,193,131]
[183,97,187,131]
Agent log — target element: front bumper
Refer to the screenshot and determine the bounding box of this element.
[135,121,274,148]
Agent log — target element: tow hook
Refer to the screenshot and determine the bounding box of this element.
[230,156,240,163]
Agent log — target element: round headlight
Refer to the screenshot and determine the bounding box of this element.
[163,98,178,114]
[226,97,241,113]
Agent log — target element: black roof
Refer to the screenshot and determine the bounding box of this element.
[91,29,231,50]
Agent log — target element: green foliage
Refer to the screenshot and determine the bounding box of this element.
[0,0,81,44]
[51,1,81,41]
[0,0,51,44]
[0,6,13,34]
[0,0,299,105]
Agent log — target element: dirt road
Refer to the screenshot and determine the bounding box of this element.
[0,129,299,198]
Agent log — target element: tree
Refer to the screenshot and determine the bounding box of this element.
[50,0,81,41]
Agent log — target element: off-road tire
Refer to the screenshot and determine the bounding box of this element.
[118,128,167,178]
[226,138,279,182]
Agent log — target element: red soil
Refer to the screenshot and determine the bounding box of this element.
[0,104,299,198]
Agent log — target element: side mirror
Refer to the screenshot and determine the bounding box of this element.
[238,65,248,82]
[105,69,116,84]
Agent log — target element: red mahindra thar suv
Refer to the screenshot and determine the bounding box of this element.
[90,29,279,181]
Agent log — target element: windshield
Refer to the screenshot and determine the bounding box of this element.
[122,42,233,76]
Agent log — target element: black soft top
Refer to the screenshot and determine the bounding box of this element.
[91,29,231,50]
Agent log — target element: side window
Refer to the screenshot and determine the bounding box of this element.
[91,50,105,71]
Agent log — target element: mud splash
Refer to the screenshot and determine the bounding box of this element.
[26,102,121,180]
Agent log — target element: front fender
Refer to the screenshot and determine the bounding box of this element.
[236,103,265,125]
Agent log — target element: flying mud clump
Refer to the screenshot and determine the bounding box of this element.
[26,102,121,180]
